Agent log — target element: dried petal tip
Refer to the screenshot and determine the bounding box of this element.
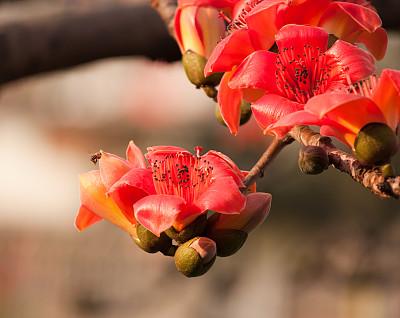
[354,123,398,165]
[174,237,216,277]
[165,214,207,244]
[134,224,172,254]
[298,146,329,175]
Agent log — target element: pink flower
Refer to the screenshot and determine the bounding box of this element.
[76,142,248,236]
[270,69,400,148]
[208,24,376,135]
[174,0,229,58]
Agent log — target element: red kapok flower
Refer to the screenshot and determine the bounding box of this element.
[76,143,248,237]
[174,0,229,58]
[211,24,376,135]
[270,69,400,148]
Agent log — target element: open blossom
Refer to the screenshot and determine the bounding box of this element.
[76,142,252,236]
[174,0,231,58]
[208,24,376,135]
[270,69,400,148]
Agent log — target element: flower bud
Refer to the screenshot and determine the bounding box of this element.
[215,100,252,127]
[207,193,271,257]
[165,214,207,244]
[298,146,329,175]
[182,50,207,87]
[174,237,217,277]
[134,224,172,254]
[354,123,398,165]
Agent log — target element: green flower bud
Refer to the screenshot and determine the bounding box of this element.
[202,86,218,99]
[134,224,172,254]
[174,237,217,277]
[165,214,207,244]
[298,145,329,175]
[207,229,248,257]
[354,123,398,165]
[203,72,224,87]
[182,50,207,87]
[215,100,252,127]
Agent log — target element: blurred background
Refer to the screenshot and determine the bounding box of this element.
[0,0,400,317]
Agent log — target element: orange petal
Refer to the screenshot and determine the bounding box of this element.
[75,205,102,231]
[79,170,136,235]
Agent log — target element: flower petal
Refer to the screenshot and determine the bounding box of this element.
[99,151,131,190]
[196,176,246,214]
[134,194,188,236]
[228,50,279,93]
[218,70,243,135]
[78,171,136,235]
[268,110,322,137]
[319,2,381,38]
[305,93,385,134]
[326,40,375,83]
[277,0,330,26]
[126,141,146,168]
[75,205,103,231]
[275,24,328,56]
[204,29,256,76]
[372,69,400,131]
[251,94,304,136]
[320,124,356,147]
[356,26,387,61]
[203,150,244,187]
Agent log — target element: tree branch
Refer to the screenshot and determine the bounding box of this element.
[243,136,294,188]
[0,3,180,85]
[150,0,177,36]
[289,126,400,199]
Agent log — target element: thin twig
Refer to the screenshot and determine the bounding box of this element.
[243,136,294,188]
[289,126,400,199]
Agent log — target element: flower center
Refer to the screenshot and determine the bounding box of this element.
[149,152,214,203]
[227,0,265,33]
[348,75,377,98]
[275,44,345,104]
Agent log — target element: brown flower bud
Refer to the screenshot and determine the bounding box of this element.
[354,123,398,165]
[207,229,248,257]
[298,145,329,175]
[215,100,252,127]
[174,237,217,277]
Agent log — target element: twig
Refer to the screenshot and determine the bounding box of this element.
[289,126,400,199]
[150,0,177,36]
[243,136,294,188]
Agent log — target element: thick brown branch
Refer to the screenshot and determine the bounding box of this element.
[289,126,400,199]
[150,0,177,36]
[243,136,294,188]
[0,3,180,85]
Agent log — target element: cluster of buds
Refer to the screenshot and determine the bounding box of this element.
[76,142,271,277]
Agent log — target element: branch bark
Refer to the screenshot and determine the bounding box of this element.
[289,126,400,199]
[0,3,180,85]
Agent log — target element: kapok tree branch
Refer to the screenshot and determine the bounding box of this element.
[289,126,400,199]
[243,136,294,188]
[150,0,177,36]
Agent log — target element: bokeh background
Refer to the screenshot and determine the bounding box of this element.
[0,0,400,317]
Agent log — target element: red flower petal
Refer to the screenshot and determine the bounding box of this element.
[203,150,244,187]
[305,93,385,134]
[268,110,322,137]
[126,141,146,168]
[75,205,102,231]
[251,94,304,135]
[196,176,246,214]
[372,69,400,131]
[319,2,381,37]
[244,0,282,50]
[204,29,256,76]
[99,151,131,190]
[356,27,387,61]
[277,0,330,26]
[326,40,375,83]
[217,70,243,135]
[320,124,356,148]
[275,24,328,56]
[228,50,279,93]
[134,194,188,236]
